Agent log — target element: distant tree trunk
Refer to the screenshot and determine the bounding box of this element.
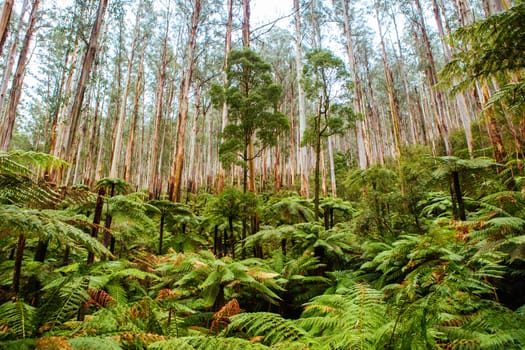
[0,0,40,151]
[413,0,452,155]
[170,0,201,202]
[0,0,14,56]
[341,0,368,169]
[186,84,201,194]
[390,9,417,145]
[64,0,109,161]
[327,136,336,196]
[124,48,145,182]
[374,1,402,161]
[49,43,79,162]
[83,88,103,186]
[433,0,474,156]
[109,0,143,178]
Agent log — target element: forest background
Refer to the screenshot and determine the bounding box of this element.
[0,0,524,349]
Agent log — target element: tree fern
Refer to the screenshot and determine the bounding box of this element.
[0,298,36,338]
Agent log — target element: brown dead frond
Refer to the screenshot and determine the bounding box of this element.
[210,298,242,333]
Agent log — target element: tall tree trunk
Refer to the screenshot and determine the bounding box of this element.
[170,0,201,202]
[374,1,402,161]
[0,0,40,151]
[294,0,309,195]
[149,14,170,198]
[83,88,103,186]
[0,0,28,120]
[413,0,452,155]
[109,0,143,178]
[218,0,234,194]
[327,136,336,196]
[0,0,14,56]
[124,48,145,182]
[241,0,256,194]
[341,0,368,168]
[433,0,474,156]
[186,83,201,194]
[64,0,108,161]
[390,8,417,145]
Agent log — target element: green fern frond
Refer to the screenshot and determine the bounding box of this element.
[300,283,386,349]
[54,279,89,324]
[0,299,36,339]
[228,312,313,347]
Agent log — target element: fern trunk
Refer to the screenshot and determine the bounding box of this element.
[158,214,165,255]
[451,170,466,220]
[13,233,26,294]
[33,238,48,262]
[87,187,105,264]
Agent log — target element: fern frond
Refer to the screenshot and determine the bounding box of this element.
[0,299,36,339]
[228,312,313,347]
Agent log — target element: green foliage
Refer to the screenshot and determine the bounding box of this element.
[0,151,66,208]
[0,205,111,255]
[212,49,289,173]
[440,4,525,117]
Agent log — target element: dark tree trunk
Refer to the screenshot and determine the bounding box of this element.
[452,170,466,220]
[34,238,49,262]
[159,214,165,255]
[13,234,26,294]
[213,225,219,257]
[87,187,105,264]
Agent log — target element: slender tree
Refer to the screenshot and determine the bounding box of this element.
[0,0,40,151]
[302,49,351,220]
[63,0,109,162]
[169,0,201,202]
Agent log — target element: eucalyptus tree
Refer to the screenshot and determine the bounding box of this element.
[0,0,41,152]
[63,0,109,164]
[293,0,309,195]
[212,49,289,194]
[169,0,202,203]
[302,48,352,220]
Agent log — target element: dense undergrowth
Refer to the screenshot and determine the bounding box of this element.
[0,147,524,350]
